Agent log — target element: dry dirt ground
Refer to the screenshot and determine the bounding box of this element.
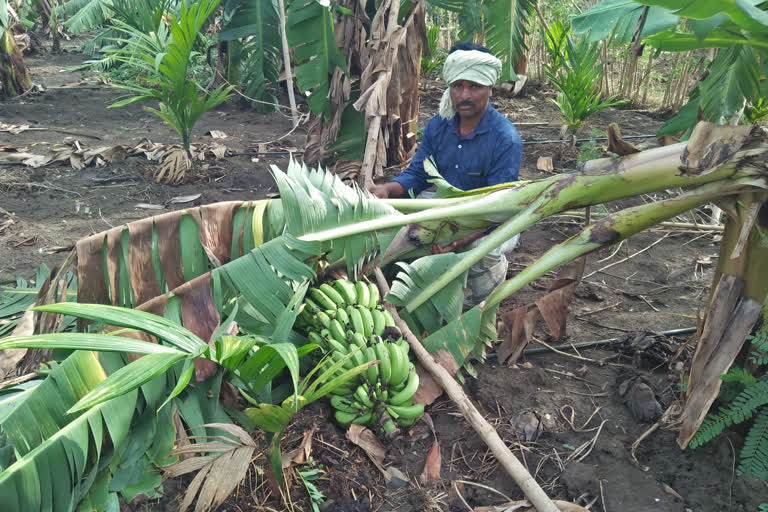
[2,50,767,511]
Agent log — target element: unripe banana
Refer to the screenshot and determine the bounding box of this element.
[334,307,350,327]
[395,416,417,427]
[388,403,424,420]
[304,298,324,315]
[382,308,396,327]
[349,343,367,368]
[388,366,418,405]
[383,418,398,435]
[310,288,337,311]
[374,341,392,386]
[387,342,408,387]
[354,384,374,408]
[351,410,374,426]
[371,308,386,336]
[319,283,346,307]
[390,381,406,393]
[347,306,365,335]
[326,338,349,356]
[333,279,358,305]
[331,351,354,371]
[295,305,311,326]
[331,395,362,413]
[334,409,359,426]
[397,337,410,355]
[355,281,370,308]
[365,346,379,383]
[315,311,332,329]
[350,332,367,348]
[329,319,348,345]
[307,331,327,349]
[358,306,374,338]
[368,282,380,309]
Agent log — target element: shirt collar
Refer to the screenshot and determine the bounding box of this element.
[452,104,496,139]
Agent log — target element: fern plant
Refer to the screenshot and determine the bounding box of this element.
[691,330,768,481]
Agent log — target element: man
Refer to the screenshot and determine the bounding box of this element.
[373,43,523,305]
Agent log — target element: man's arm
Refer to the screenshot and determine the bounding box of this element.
[373,181,405,199]
[485,129,522,186]
[372,118,438,198]
[431,231,485,254]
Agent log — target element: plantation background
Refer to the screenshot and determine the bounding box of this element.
[2,48,765,510]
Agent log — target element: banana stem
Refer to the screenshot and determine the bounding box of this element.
[404,196,550,313]
[484,180,760,309]
[304,144,751,245]
[301,187,528,242]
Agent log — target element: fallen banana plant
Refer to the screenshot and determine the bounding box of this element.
[1,122,766,511]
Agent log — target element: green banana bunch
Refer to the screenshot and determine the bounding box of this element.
[297,278,426,434]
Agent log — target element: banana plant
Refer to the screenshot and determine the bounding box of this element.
[0,0,32,98]
[218,0,282,111]
[428,0,535,80]
[572,0,768,137]
[2,124,767,509]
[15,124,766,381]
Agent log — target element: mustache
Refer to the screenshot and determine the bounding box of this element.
[456,100,475,107]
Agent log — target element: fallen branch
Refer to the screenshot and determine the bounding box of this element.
[374,268,560,512]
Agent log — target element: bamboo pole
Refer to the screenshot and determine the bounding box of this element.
[373,269,561,512]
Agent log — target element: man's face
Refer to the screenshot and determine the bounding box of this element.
[449,80,492,121]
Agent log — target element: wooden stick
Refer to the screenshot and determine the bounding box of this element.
[276,0,300,128]
[373,269,560,512]
[582,233,669,280]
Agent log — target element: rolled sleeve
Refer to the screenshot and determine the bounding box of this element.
[393,124,436,197]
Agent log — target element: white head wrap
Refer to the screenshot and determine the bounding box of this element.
[439,49,502,120]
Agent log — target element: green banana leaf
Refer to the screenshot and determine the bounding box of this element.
[271,160,401,278]
[0,265,77,337]
[60,0,116,33]
[0,351,138,512]
[286,0,346,119]
[644,29,766,51]
[636,0,768,30]
[218,0,282,111]
[386,253,467,335]
[699,44,762,121]
[571,0,678,43]
[484,0,534,81]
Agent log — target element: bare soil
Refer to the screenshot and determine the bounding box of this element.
[2,50,767,511]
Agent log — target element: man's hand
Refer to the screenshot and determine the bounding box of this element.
[431,231,485,255]
[371,182,405,199]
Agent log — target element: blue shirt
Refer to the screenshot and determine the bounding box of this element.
[393,104,522,196]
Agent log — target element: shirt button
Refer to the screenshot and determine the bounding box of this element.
[455,164,459,168]
[458,144,462,148]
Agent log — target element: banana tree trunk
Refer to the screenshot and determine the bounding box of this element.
[0,25,32,98]
[678,192,768,447]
